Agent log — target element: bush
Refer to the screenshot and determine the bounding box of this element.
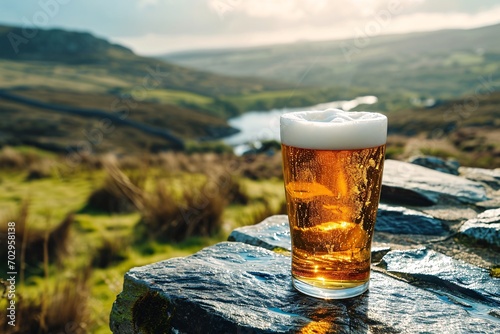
[82,161,145,213]
[0,267,91,334]
[139,176,229,242]
[0,201,73,267]
[25,159,54,181]
[92,235,129,268]
[0,146,26,169]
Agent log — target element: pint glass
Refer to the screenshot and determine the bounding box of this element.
[280,109,387,299]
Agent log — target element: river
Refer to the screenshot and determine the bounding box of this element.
[222,96,378,155]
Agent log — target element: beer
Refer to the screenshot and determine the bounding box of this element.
[280,109,387,299]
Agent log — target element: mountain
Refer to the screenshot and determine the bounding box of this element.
[0,24,298,153]
[0,25,291,97]
[0,25,134,63]
[160,24,500,105]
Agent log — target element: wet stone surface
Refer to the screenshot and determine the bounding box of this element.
[459,208,500,248]
[381,159,488,206]
[228,215,291,251]
[110,242,499,334]
[379,248,500,305]
[459,167,500,191]
[408,155,460,175]
[376,204,446,235]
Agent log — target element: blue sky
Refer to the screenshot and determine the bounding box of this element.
[1,0,499,55]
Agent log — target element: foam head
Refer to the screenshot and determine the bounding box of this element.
[280,109,387,150]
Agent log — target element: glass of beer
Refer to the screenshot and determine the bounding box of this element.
[280,109,387,299]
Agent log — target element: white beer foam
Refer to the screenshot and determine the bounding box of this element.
[280,109,387,150]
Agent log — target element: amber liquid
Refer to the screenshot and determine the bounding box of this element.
[282,143,385,289]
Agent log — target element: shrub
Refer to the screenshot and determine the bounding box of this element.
[92,235,129,268]
[0,267,91,334]
[82,160,145,213]
[25,159,54,181]
[0,201,73,268]
[0,146,26,169]
[226,177,249,205]
[139,176,228,242]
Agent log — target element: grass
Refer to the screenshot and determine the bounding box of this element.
[225,86,374,113]
[131,88,213,106]
[0,151,286,333]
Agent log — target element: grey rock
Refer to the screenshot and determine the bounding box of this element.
[376,204,446,235]
[110,242,499,334]
[370,245,392,262]
[476,197,500,210]
[228,215,291,251]
[459,208,500,248]
[459,167,500,190]
[380,248,500,305]
[409,155,460,175]
[382,159,488,206]
[228,215,391,260]
[421,205,479,222]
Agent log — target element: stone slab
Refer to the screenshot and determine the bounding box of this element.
[380,248,500,305]
[376,204,446,235]
[408,155,460,175]
[459,208,500,248]
[382,159,488,206]
[459,167,500,190]
[110,242,500,334]
[228,215,291,251]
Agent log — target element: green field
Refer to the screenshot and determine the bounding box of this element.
[162,24,500,111]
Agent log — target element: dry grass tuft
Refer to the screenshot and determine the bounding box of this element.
[139,175,228,242]
[0,201,73,267]
[92,235,129,268]
[0,267,92,334]
[25,159,54,181]
[0,146,27,169]
[83,158,145,213]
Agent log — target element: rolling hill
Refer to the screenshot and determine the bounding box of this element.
[0,25,291,97]
[161,23,500,108]
[0,24,299,152]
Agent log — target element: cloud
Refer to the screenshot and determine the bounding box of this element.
[115,2,500,55]
[235,0,329,20]
[381,4,500,34]
[138,0,159,8]
[208,0,426,21]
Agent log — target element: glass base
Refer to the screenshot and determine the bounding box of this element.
[292,277,369,299]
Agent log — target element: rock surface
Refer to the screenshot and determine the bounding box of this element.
[459,208,500,248]
[228,215,291,251]
[380,248,500,305]
[110,242,499,334]
[459,167,500,190]
[376,204,446,235]
[408,155,460,175]
[382,159,488,206]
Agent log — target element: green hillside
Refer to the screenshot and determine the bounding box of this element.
[161,24,500,109]
[0,24,302,153]
[0,25,290,97]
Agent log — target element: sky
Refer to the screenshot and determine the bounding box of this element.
[1,0,500,55]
